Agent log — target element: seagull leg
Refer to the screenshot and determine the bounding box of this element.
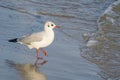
[40,48,48,56]
[36,49,42,59]
[34,58,39,66]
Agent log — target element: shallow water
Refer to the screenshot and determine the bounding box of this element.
[0,0,119,80]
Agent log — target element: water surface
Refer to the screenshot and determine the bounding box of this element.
[0,0,118,80]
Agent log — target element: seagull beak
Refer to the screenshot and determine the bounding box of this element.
[54,26,60,28]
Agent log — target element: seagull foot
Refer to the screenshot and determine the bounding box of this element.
[42,50,48,56]
[34,57,42,66]
[37,56,43,59]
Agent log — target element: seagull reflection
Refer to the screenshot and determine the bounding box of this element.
[6,60,47,80]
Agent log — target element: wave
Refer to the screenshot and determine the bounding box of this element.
[82,0,120,80]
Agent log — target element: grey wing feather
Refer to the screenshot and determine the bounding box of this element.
[19,32,44,44]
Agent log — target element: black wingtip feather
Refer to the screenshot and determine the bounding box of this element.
[8,38,18,42]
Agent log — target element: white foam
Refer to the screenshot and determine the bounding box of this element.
[86,40,98,47]
[104,0,120,14]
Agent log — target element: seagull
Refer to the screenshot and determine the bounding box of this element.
[8,21,60,59]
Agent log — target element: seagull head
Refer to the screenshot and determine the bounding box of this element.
[44,21,60,30]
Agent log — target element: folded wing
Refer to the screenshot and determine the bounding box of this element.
[20,32,44,44]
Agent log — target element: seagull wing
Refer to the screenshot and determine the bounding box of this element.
[19,32,45,44]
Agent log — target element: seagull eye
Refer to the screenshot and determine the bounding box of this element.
[51,24,53,26]
[48,25,50,27]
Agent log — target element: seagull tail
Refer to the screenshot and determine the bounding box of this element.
[8,38,18,43]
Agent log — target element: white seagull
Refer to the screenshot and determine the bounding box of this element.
[8,21,59,59]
